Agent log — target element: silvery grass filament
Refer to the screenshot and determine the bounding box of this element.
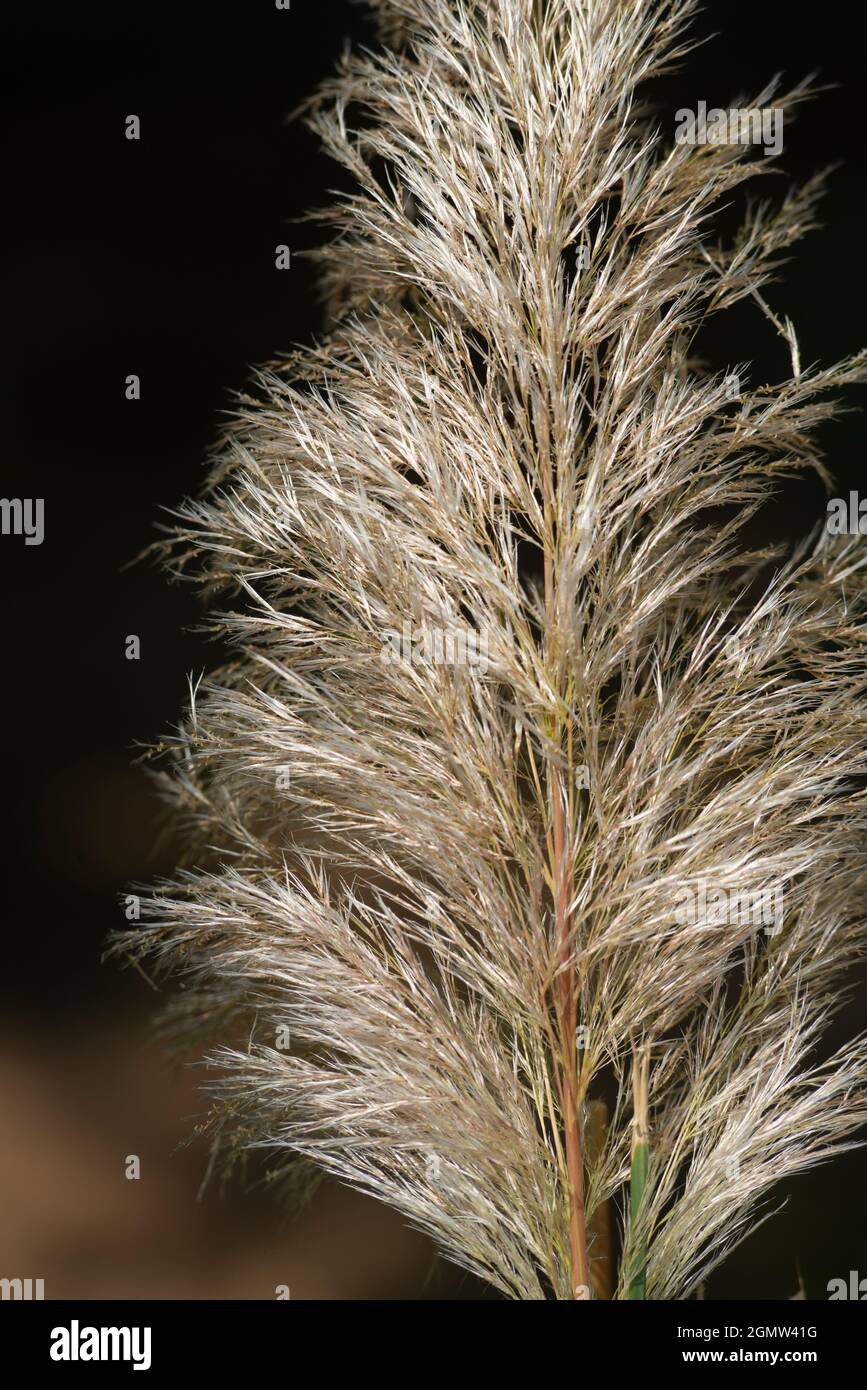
[115,0,867,1300]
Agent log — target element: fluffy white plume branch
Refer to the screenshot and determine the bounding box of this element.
[118,0,867,1299]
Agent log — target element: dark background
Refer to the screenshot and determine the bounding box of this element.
[1,0,865,1299]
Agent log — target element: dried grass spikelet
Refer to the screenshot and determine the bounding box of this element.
[115,0,867,1299]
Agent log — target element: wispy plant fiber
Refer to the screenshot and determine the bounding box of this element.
[117,0,867,1299]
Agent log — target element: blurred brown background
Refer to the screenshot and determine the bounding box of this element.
[0,1010,466,1299]
[1,756,482,1299]
[2,0,866,1298]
